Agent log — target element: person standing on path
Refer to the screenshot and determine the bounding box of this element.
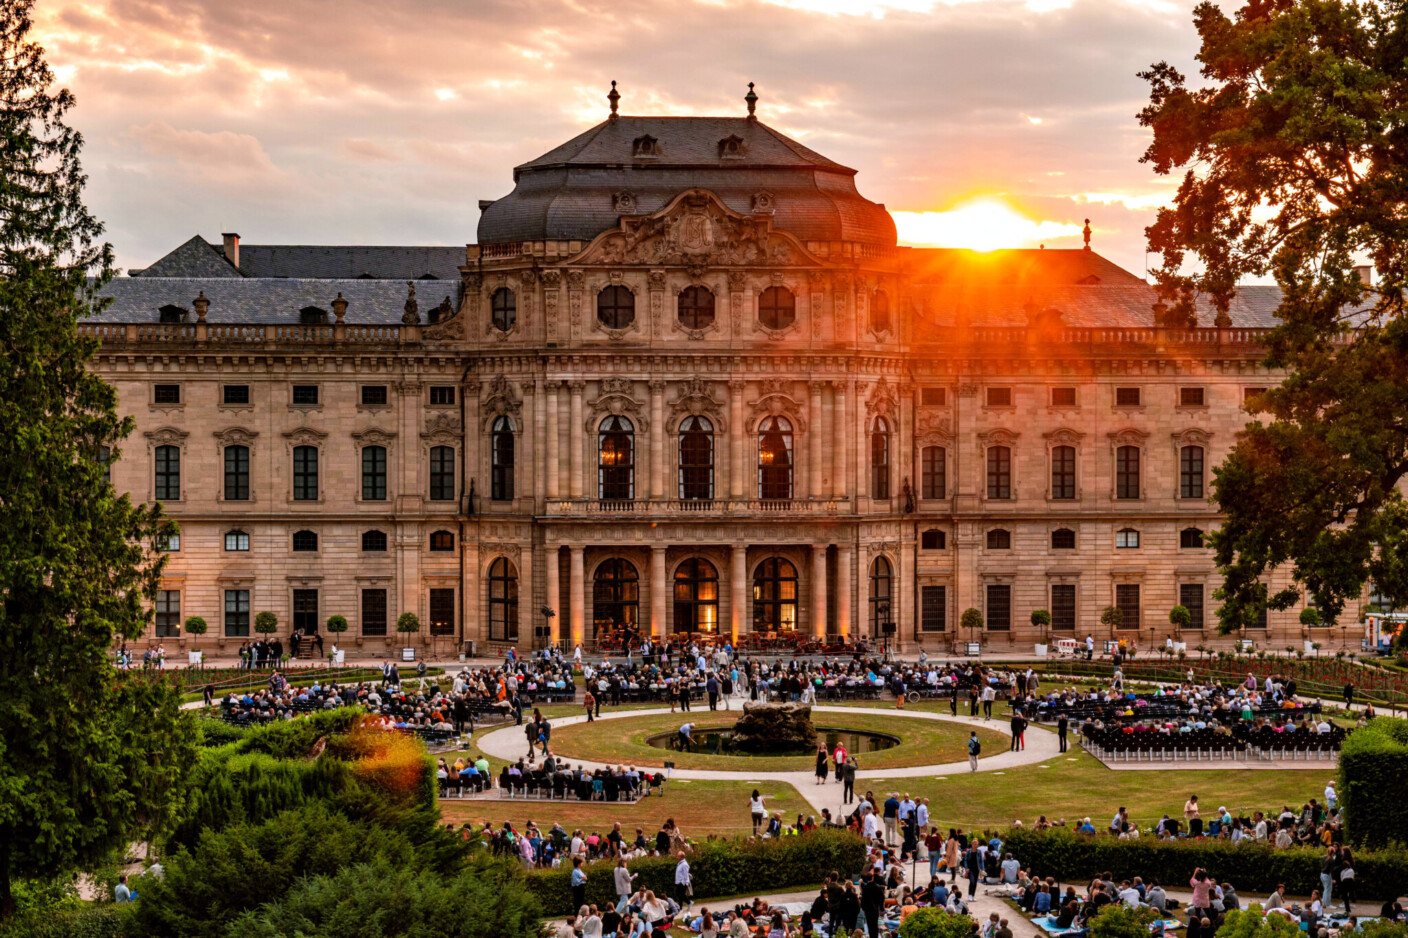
[967,731,981,772]
[982,684,995,719]
[1344,682,1354,708]
[1057,713,1069,753]
[706,673,720,711]
[1009,713,1025,751]
[583,689,596,723]
[964,842,982,898]
[833,742,848,783]
[949,687,959,716]
[842,756,857,805]
[815,746,829,786]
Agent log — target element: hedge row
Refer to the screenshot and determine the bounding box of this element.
[1003,829,1408,899]
[1340,717,1408,849]
[0,906,129,938]
[523,829,866,916]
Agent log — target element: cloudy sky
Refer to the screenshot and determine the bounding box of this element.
[33,0,1208,276]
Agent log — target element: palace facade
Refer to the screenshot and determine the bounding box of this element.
[87,95,1340,656]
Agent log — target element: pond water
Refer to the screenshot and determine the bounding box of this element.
[644,726,900,756]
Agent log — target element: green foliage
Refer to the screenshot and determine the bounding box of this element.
[182,616,207,648]
[325,615,349,634]
[1214,908,1306,938]
[1300,608,1323,628]
[899,909,975,938]
[1031,610,1052,628]
[1139,1,1408,630]
[0,905,129,938]
[1003,829,1408,899]
[1169,605,1192,629]
[253,611,278,637]
[524,829,866,916]
[1090,904,1161,938]
[1338,716,1408,849]
[397,612,421,634]
[194,719,248,749]
[1101,606,1123,629]
[960,608,983,633]
[1356,922,1408,938]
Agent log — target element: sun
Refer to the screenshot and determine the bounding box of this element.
[892,198,1082,252]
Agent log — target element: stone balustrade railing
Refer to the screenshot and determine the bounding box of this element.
[544,498,843,516]
[79,322,420,347]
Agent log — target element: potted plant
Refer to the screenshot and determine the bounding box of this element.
[397,611,421,661]
[1300,607,1322,655]
[960,608,983,656]
[254,610,278,656]
[1168,604,1190,653]
[184,615,207,665]
[1031,609,1051,656]
[1099,606,1122,657]
[326,614,348,665]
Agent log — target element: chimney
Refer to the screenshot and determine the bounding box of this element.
[221,232,240,269]
[1353,264,1372,286]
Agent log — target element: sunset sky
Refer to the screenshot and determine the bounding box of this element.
[33,0,1209,275]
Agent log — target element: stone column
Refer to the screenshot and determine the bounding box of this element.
[569,546,585,647]
[837,544,853,640]
[650,379,665,500]
[546,380,561,499]
[821,381,835,497]
[833,382,849,503]
[569,380,585,499]
[729,379,746,500]
[517,545,533,650]
[525,380,541,510]
[731,545,748,644]
[809,380,823,499]
[545,544,561,647]
[463,379,481,513]
[651,545,667,639]
[812,545,828,638]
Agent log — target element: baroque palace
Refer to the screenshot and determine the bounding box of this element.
[88,88,1332,657]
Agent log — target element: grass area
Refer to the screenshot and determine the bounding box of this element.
[439,779,814,839]
[546,710,1006,771]
[864,745,1338,831]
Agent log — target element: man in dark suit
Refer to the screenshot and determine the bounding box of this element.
[860,869,886,938]
[1057,713,1069,753]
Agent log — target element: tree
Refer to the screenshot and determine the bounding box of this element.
[1300,607,1323,628]
[254,611,279,640]
[0,1,196,916]
[1030,609,1051,643]
[1139,0,1408,633]
[326,615,348,637]
[1168,605,1191,636]
[1100,606,1123,632]
[960,608,983,643]
[184,616,207,650]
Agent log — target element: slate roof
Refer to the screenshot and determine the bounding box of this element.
[92,278,461,325]
[130,238,465,281]
[130,235,242,278]
[478,117,895,247]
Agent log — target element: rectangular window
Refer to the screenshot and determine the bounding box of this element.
[155,590,180,637]
[361,385,388,406]
[429,386,456,406]
[1050,446,1076,500]
[1253,604,1268,630]
[986,387,1013,408]
[224,445,250,501]
[920,529,945,550]
[361,588,388,637]
[225,530,250,552]
[1116,528,1140,549]
[154,446,180,501]
[986,447,1011,500]
[921,585,946,632]
[429,446,456,501]
[1115,584,1141,630]
[153,384,181,405]
[292,446,319,500]
[293,589,319,634]
[1051,584,1076,632]
[1179,583,1205,631]
[921,446,945,499]
[162,533,180,552]
[362,446,387,501]
[429,588,456,636]
[1051,387,1076,407]
[222,385,249,405]
[986,584,1011,631]
[1180,527,1204,549]
[1180,446,1204,499]
[1180,386,1206,407]
[920,387,946,406]
[1115,446,1141,499]
[1115,386,1141,406]
[292,385,319,405]
[224,589,250,637]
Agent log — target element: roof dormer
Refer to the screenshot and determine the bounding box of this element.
[632,135,661,158]
[718,134,747,159]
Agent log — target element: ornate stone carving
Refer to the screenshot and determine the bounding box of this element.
[518,269,538,286]
[647,271,666,290]
[865,376,899,418]
[669,376,728,430]
[1107,428,1152,445]
[915,413,954,446]
[566,270,585,290]
[1172,427,1213,447]
[421,412,463,442]
[213,427,259,447]
[749,379,808,432]
[1043,427,1086,445]
[587,377,647,431]
[352,427,396,447]
[612,191,638,214]
[480,544,522,574]
[541,270,561,288]
[978,428,1020,446]
[480,374,523,430]
[401,282,419,325]
[282,426,329,447]
[750,190,776,214]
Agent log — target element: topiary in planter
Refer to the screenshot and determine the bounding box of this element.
[183,615,207,649]
[1300,607,1323,627]
[1168,605,1191,636]
[960,608,983,641]
[254,611,278,638]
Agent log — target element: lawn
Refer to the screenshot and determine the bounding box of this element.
[439,779,815,839]
[863,746,1337,831]
[546,710,1006,771]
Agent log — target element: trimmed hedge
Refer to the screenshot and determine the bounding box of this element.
[523,829,866,916]
[1003,829,1408,899]
[1339,717,1408,849]
[0,906,129,938]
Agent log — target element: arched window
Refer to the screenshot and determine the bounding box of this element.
[292,445,318,500]
[1116,528,1140,549]
[871,291,891,333]
[921,529,946,550]
[870,416,891,499]
[677,286,715,330]
[1051,445,1076,500]
[1116,445,1141,499]
[429,530,455,551]
[752,557,798,632]
[361,445,387,501]
[1180,445,1204,499]
[361,530,387,552]
[597,285,635,329]
[292,530,318,552]
[678,415,714,500]
[488,557,519,641]
[491,416,515,501]
[921,446,945,499]
[491,287,516,332]
[1179,527,1204,549]
[673,558,719,634]
[1051,528,1076,550]
[154,444,180,501]
[758,286,796,330]
[757,416,793,499]
[986,445,1011,500]
[987,529,1012,550]
[869,557,893,636]
[429,445,455,501]
[593,558,639,638]
[598,415,635,500]
[224,530,250,552]
[224,444,249,501]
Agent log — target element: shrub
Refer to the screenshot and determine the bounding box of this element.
[1101,606,1123,629]
[253,611,278,637]
[899,909,975,938]
[1300,608,1322,627]
[1338,716,1408,849]
[1031,610,1051,632]
[1168,606,1191,630]
[1089,905,1161,938]
[1215,908,1304,938]
[397,612,420,635]
[325,615,348,636]
[960,608,983,634]
[183,616,207,648]
[523,829,866,916]
[0,905,130,938]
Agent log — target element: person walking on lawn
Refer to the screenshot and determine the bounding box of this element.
[674,851,693,911]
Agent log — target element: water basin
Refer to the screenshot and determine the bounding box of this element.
[644,726,900,756]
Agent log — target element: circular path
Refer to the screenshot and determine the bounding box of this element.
[475,705,1057,815]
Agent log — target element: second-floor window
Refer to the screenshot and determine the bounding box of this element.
[986,446,1011,500]
[491,416,515,501]
[361,445,387,501]
[154,445,180,501]
[292,445,318,500]
[1051,445,1076,499]
[224,445,249,501]
[758,416,793,500]
[677,286,715,330]
[491,287,516,331]
[429,445,455,501]
[678,416,714,500]
[870,416,890,499]
[598,415,635,500]
[1180,445,1204,498]
[1115,445,1140,499]
[758,286,796,330]
[921,446,945,499]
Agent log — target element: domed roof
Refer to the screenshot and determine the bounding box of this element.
[477,116,896,248]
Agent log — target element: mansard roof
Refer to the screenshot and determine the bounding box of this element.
[92,278,460,325]
[131,235,243,278]
[131,237,465,281]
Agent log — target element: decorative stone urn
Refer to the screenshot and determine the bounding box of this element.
[729,702,818,753]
